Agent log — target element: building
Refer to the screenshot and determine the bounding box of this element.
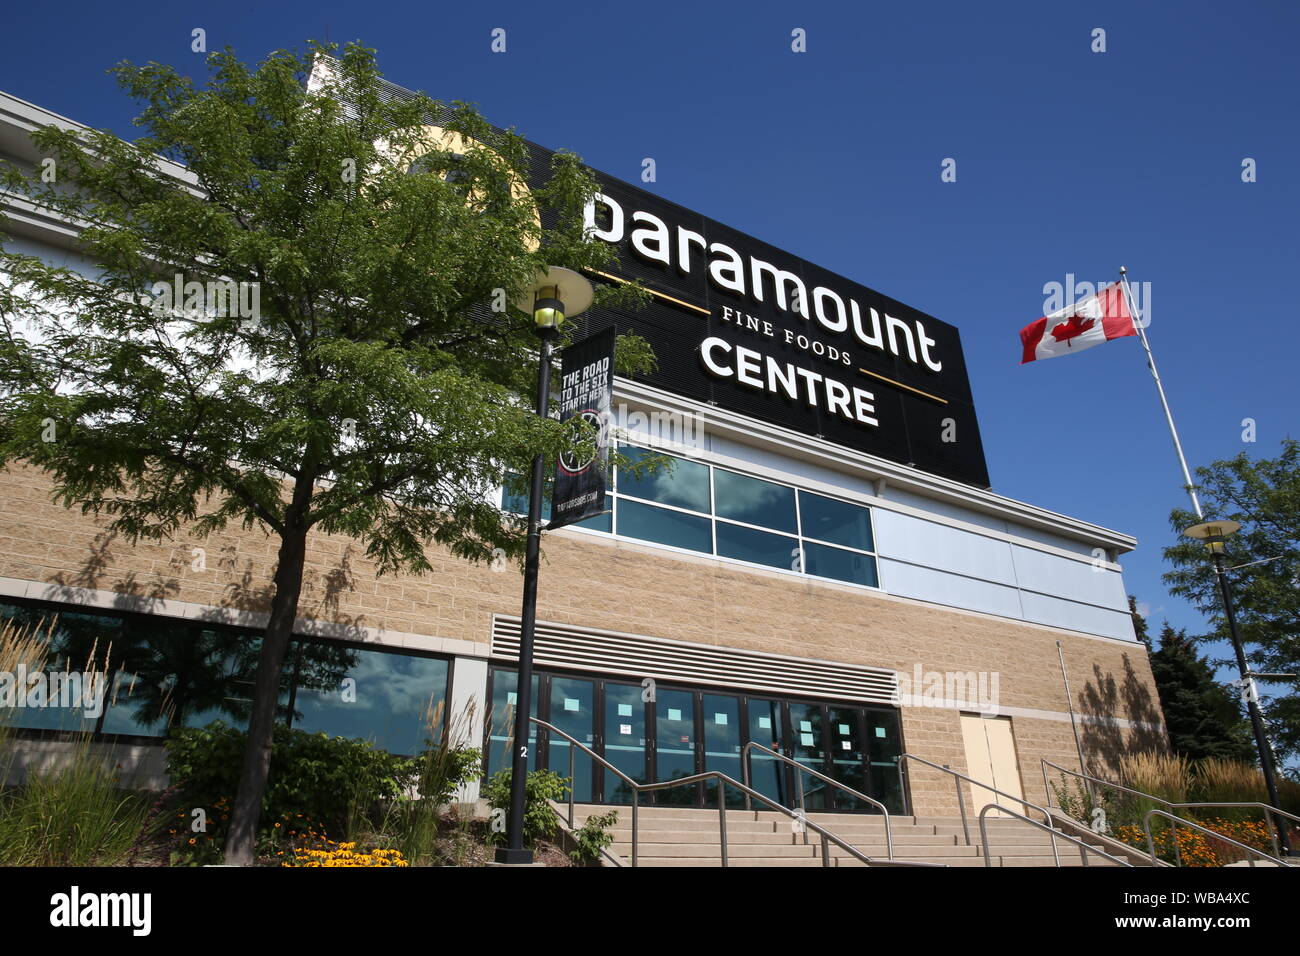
[0,79,1167,823]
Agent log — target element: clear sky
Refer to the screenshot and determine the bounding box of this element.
[2,1,1296,680]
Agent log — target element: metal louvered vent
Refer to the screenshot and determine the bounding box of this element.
[491,616,899,706]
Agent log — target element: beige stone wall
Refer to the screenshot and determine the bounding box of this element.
[0,462,1167,814]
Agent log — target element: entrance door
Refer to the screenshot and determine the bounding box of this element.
[745,698,785,806]
[702,693,744,808]
[827,706,870,811]
[548,676,596,802]
[601,681,647,804]
[959,713,1023,816]
[653,687,699,805]
[786,701,830,811]
[485,669,540,780]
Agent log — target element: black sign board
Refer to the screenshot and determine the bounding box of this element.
[517,143,990,489]
[549,327,615,529]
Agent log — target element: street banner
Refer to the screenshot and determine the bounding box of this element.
[550,326,615,529]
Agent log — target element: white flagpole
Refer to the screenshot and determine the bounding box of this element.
[1118,266,1203,518]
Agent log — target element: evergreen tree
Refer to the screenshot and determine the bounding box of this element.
[1149,622,1254,763]
[1128,594,1150,646]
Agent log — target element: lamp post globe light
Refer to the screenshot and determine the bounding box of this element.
[496,267,594,865]
[1182,519,1294,857]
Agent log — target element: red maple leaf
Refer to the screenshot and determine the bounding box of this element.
[1050,313,1095,346]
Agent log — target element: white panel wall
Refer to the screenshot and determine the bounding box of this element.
[873,508,1135,640]
[878,558,1025,620]
[1010,544,1128,611]
[1018,591,1135,641]
[872,509,1017,585]
[877,485,1012,536]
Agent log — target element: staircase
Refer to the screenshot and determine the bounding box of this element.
[572,804,1131,867]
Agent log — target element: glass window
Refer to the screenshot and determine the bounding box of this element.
[616,499,712,554]
[501,475,610,532]
[137,626,268,732]
[716,522,798,571]
[799,491,874,551]
[571,509,611,533]
[289,643,449,756]
[0,604,121,734]
[802,542,879,588]
[617,446,710,513]
[713,469,797,533]
[501,475,551,522]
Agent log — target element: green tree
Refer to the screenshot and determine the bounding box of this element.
[1163,439,1300,765]
[1149,621,1254,763]
[1128,594,1150,646]
[0,42,653,864]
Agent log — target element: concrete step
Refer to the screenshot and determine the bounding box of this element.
[576,804,1122,867]
[628,842,822,858]
[638,856,832,867]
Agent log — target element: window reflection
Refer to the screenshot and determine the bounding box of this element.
[714,469,797,533]
[799,491,874,551]
[0,599,450,757]
[616,499,712,554]
[617,446,710,513]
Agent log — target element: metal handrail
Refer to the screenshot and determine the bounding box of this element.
[528,718,647,864]
[1142,809,1292,869]
[529,718,943,867]
[979,804,1134,868]
[1042,758,1300,861]
[741,741,895,859]
[899,752,1058,853]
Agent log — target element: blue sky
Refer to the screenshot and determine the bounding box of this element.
[2,1,1296,676]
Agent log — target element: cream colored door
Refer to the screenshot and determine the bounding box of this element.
[959,714,1024,817]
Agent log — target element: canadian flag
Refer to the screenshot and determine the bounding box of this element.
[1019,282,1137,364]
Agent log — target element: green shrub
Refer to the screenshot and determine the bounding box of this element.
[164,720,419,856]
[0,748,152,866]
[361,700,483,865]
[569,810,618,866]
[483,768,569,847]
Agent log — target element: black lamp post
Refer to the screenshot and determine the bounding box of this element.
[495,267,593,866]
[1182,519,1294,857]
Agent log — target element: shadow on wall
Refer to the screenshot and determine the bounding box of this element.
[40,531,368,643]
[45,531,180,614]
[1077,653,1168,779]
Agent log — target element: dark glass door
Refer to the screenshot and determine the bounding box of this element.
[653,688,699,805]
[701,693,744,808]
[786,701,830,810]
[548,676,596,802]
[483,665,907,815]
[745,697,785,806]
[866,708,906,813]
[827,706,871,811]
[485,669,540,781]
[601,681,647,805]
